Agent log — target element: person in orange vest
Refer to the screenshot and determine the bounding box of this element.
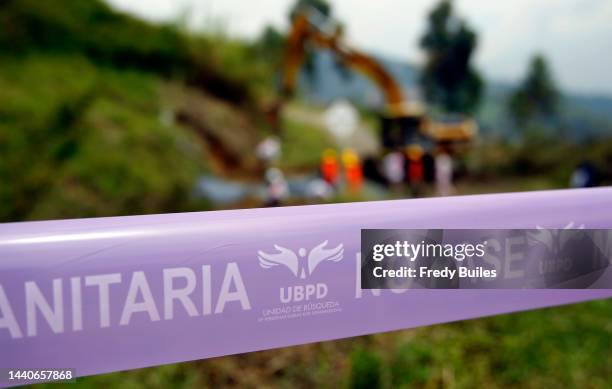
[406,144,424,197]
[320,149,340,188]
[341,148,363,193]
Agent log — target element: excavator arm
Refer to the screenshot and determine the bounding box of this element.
[282,11,416,118]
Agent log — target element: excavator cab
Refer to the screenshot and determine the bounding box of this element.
[381,115,420,149]
[379,101,428,149]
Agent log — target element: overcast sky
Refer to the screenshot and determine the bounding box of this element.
[105,0,612,95]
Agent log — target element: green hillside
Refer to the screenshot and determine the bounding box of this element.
[0,0,342,220]
[0,0,271,221]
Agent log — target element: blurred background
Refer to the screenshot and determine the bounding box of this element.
[1,0,610,387]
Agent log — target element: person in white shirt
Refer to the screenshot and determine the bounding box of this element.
[435,149,455,196]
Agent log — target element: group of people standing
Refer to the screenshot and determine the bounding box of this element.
[380,145,455,197]
[320,145,456,198]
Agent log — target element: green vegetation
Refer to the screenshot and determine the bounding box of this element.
[0,54,210,220]
[0,0,264,106]
[465,137,612,188]
[0,0,299,220]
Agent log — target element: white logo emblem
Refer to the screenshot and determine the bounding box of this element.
[258,241,344,279]
[530,222,585,251]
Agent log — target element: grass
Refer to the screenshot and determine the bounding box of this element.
[454,176,560,196]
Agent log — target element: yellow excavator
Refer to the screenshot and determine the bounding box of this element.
[280,6,477,151]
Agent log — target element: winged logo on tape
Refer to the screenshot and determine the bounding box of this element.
[258,240,344,279]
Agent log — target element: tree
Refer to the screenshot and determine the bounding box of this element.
[420,0,483,114]
[256,25,286,69]
[287,0,333,89]
[289,0,331,21]
[509,54,560,125]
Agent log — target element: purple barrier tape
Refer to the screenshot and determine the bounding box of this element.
[1,188,611,383]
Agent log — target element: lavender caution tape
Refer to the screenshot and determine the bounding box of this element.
[1,188,611,382]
